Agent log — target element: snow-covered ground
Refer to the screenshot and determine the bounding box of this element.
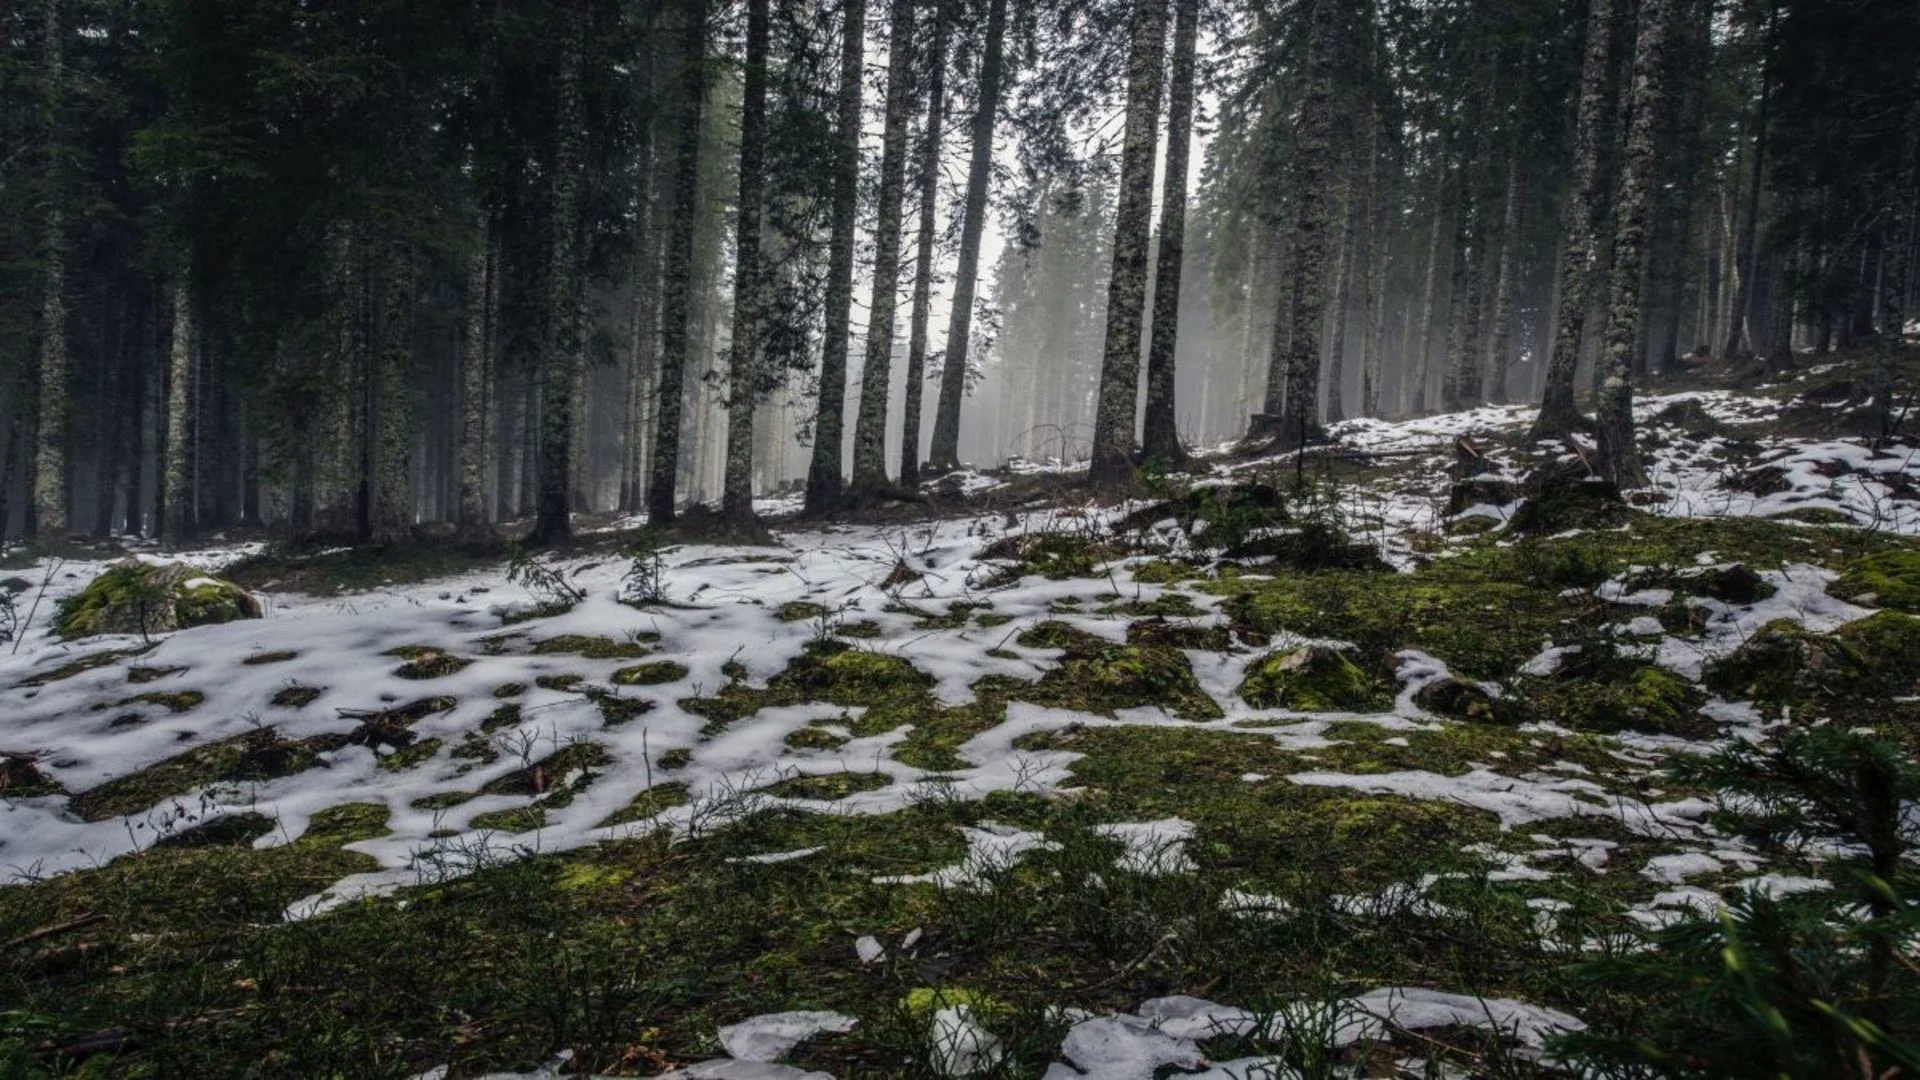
[3,389,1915,1076]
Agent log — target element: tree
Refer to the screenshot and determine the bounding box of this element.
[850,0,917,495]
[926,0,1009,474]
[1532,0,1617,440]
[1266,0,1340,451]
[32,0,67,537]
[1141,0,1200,468]
[721,0,772,525]
[530,2,588,545]
[1088,0,1171,491]
[1593,0,1671,488]
[899,0,951,487]
[650,0,712,527]
[804,0,866,510]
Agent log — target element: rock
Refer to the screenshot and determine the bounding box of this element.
[1447,477,1521,515]
[53,560,262,640]
[1239,646,1385,712]
[1413,677,1508,724]
[1691,563,1774,605]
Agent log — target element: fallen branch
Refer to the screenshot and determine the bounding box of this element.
[2,912,105,952]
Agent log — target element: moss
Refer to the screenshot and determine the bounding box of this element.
[152,812,278,850]
[224,540,504,597]
[536,673,584,691]
[1836,611,1920,697]
[242,650,300,665]
[493,682,526,699]
[388,648,473,680]
[377,738,444,772]
[612,660,690,686]
[480,703,523,733]
[110,689,206,714]
[772,644,934,708]
[776,601,831,622]
[1238,646,1387,712]
[470,807,547,833]
[901,987,1009,1021]
[657,747,693,770]
[1016,620,1095,650]
[1125,618,1233,651]
[451,734,499,764]
[270,684,323,708]
[16,645,153,687]
[840,619,884,639]
[786,726,851,752]
[1412,678,1508,725]
[761,771,891,801]
[1834,549,1920,613]
[1515,663,1709,736]
[54,561,261,640]
[304,802,392,843]
[531,635,653,659]
[480,742,610,798]
[1022,641,1223,721]
[1701,618,1864,707]
[596,782,690,828]
[591,691,657,726]
[1131,559,1199,584]
[979,531,1119,580]
[410,791,475,811]
[69,728,324,822]
[127,665,189,684]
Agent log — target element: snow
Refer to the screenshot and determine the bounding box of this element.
[717,1011,857,1063]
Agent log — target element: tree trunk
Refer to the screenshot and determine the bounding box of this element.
[899,0,951,487]
[650,0,711,526]
[623,120,661,515]
[1487,153,1524,404]
[1088,0,1172,490]
[1268,0,1340,450]
[371,246,414,541]
[850,0,918,494]
[1408,165,1447,415]
[1360,117,1391,418]
[1594,0,1671,488]
[804,0,868,508]
[1141,0,1200,466]
[1721,3,1773,360]
[722,0,772,522]
[1532,0,1617,439]
[926,0,1009,473]
[1873,107,1918,442]
[162,277,195,548]
[32,0,67,537]
[530,4,587,544]
[457,216,496,536]
[1324,155,1361,425]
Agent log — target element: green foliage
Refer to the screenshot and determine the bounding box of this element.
[1558,728,1920,1076]
[505,544,586,608]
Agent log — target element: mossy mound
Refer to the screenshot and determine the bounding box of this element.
[1508,479,1629,534]
[1836,611,1920,697]
[1025,640,1223,721]
[1833,549,1920,613]
[979,531,1121,580]
[54,560,261,640]
[761,770,891,801]
[771,642,934,707]
[1515,663,1709,736]
[612,660,691,686]
[1238,646,1387,712]
[1701,618,1864,707]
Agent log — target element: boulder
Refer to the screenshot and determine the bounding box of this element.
[54,559,262,640]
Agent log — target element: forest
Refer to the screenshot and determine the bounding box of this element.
[4,0,1920,1077]
[1,0,1911,542]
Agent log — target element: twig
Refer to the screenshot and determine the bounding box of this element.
[2,912,105,952]
[11,559,62,655]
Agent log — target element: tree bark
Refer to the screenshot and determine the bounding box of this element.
[1268,0,1340,450]
[32,0,67,537]
[1532,0,1617,439]
[804,0,867,508]
[530,3,587,545]
[722,0,772,522]
[457,216,496,536]
[1088,0,1172,490]
[1595,0,1671,488]
[1359,116,1390,418]
[1486,153,1524,405]
[926,0,1009,474]
[899,0,951,486]
[1408,164,1447,415]
[1721,16,1771,361]
[850,0,918,494]
[161,277,195,548]
[1324,154,1361,425]
[1141,0,1200,466]
[650,0,711,526]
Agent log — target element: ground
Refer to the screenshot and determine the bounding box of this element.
[2,353,1918,1078]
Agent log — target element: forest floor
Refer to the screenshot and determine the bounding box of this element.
[3,349,1920,1079]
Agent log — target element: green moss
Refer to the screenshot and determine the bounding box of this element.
[1238,646,1387,712]
[1515,663,1708,736]
[127,665,188,684]
[530,635,653,659]
[761,771,891,801]
[536,673,584,691]
[1834,549,1920,613]
[840,619,884,639]
[1702,618,1863,707]
[1021,641,1223,721]
[657,747,693,770]
[388,648,473,680]
[110,690,206,714]
[480,703,523,733]
[901,987,1009,1020]
[480,742,610,798]
[304,802,392,843]
[493,682,526,698]
[773,644,934,708]
[612,660,691,686]
[786,726,851,752]
[54,562,262,640]
[15,645,154,687]
[410,791,475,811]
[377,738,444,772]
[776,601,831,622]
[242,650,299,666]
[596,782,690,828]
[270,684,323,708]
[470,807,547,833]
[69,729,323,822]
[1836,611,1920,697]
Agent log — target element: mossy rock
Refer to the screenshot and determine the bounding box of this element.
[1701,618,1864,706]
[1508,479,1629,534]
[1025,641,1223,721]
[612,660,690,686]
[1515,663,1709,736]
[1238,646,1387,712]
[1412,678,1508,725]
[1834,550,1920,613]
[773,642,934,707]
[1836,611,1920,697]
[54,560,262,640]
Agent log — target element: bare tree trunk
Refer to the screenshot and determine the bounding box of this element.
[650,0,711,526]
[722,0,772,522]
[162,277,195,548]
[1088,0,1172,490]
[1722,6,1773,360]
[32,0,67,537]
[850,0,918,494]
[1141,0,1200,465]
[531,3,587,544]
[926,0,1009,473]
[1408,165,1447,415]
[804,0,867,508]
[1360,132,1390,418]
[1325,154,1362,425]
[457,217,496,536]
[371,246,415,541]
[1532,0,1617,438]
[898,0,951,487]
[1487,153,1524,405]
[1595,0,1671,487]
